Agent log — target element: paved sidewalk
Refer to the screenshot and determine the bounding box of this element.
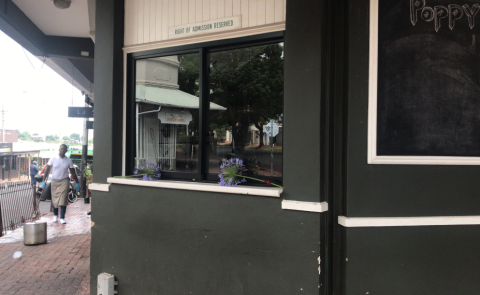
[0,200,91,295]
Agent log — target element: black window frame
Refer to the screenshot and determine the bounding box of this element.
[126,31,285,184]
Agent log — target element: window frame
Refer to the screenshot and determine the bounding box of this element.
[126,31,285,184]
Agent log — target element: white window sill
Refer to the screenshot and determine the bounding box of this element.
[106,177,282,198]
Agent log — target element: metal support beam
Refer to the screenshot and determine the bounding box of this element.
[44,36,94,59]
[0,0,45,56]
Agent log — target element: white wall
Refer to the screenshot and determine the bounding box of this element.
[125,0,286,46]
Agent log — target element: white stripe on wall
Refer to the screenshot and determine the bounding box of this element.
[125,0,287,45]
[282,201,328,213]
[89,183,111,192]
[338,216,480,227]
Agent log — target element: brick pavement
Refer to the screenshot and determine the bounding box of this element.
[0,200,91,295]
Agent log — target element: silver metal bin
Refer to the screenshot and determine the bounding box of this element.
[23,221,47,245]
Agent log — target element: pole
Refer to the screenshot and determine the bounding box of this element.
[81,97,89,203]
[2,106,4,143]
[8,156,11,181]
[270,120,274,176]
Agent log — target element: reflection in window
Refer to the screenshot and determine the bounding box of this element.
[207,43,284,180]
[135,54,201,173]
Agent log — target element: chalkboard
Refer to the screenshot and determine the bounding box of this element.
[375,0,480,157]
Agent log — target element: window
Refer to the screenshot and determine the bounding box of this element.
[128,33,284,185]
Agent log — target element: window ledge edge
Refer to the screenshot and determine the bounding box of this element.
[107,177,282,197]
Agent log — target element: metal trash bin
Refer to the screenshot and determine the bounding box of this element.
[24,221,47,245]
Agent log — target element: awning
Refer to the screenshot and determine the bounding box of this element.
[136,85,226,111]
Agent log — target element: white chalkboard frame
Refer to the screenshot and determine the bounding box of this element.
[367,0,480,165]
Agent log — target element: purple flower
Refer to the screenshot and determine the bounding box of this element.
[218,158,246,187]
[140,174,153,181]
[134,162,162,181]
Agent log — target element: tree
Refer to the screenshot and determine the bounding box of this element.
[34,138,43,142]
[178,54,200,96]
[62,136,70,140]
[70,133,80,141]
[207,44,284,150]
[88,138,94,145]
[18,131,32,141]
[45,135,59,143]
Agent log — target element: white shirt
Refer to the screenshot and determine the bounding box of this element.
[47,156,74,180]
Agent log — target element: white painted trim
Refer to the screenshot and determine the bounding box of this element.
[367,0,480,165]
[367,0,379,164]
[89,183,110,192]
[338,215,480,227]
[282,200,328,213]
[123,22,285,53]
[122,51,127,177]
[368,155,480,165]
[107,177,282,197]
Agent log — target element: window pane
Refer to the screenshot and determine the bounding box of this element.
[207,43,284,180]
[135,53,200,173]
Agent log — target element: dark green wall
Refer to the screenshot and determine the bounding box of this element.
[91,186,320,294]
[91,0,326,293]
[338,0,480,293]
[342,226,480,294]
[283,0,323,203]
[93,0,124,184]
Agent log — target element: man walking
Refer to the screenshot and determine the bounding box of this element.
[42,144,80,224]
[30,161,39,185]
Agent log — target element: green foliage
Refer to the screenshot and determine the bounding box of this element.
[34,138,43,142]
[208,44,284,149]
[70,133,80,141]
[45,135,59,143]
[177,54,201,136]
[83,166,93,185]
[62,136,70,140]
[178,54,200,97]
[18,131,32,141]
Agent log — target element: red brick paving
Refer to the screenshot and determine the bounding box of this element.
[0,201,91,295]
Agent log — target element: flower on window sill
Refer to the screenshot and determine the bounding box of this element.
[115,161,161,181]
[219,158,283,188]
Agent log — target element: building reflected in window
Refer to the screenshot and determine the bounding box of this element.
[135,53,226,173]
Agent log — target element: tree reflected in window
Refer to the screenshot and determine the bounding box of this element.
[207,43,284,180]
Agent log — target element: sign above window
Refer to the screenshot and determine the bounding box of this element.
[158,107,192,125]
[169,16,242,39]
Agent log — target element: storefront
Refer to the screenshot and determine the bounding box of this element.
[85,0,480,294]
[0,143,41,182]
[0,143,13,181]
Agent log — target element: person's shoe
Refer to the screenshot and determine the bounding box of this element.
[60,219,66,224]
[53,216,58,222]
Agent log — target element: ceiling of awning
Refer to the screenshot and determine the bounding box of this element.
[12,0,90,38]
[0,0,95,96]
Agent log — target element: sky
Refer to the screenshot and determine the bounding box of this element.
[0,30,91,139]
